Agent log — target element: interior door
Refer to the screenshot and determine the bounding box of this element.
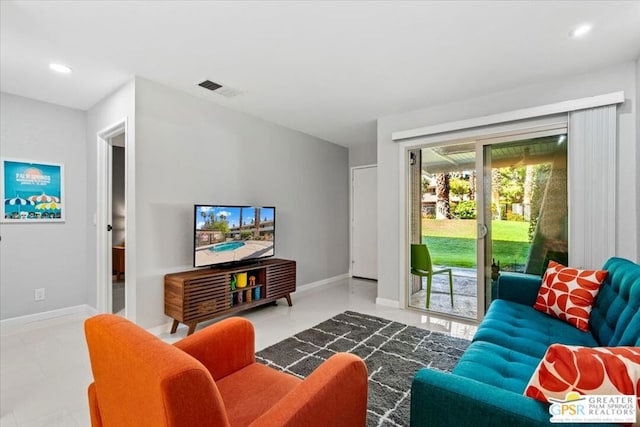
[351,166,377,280]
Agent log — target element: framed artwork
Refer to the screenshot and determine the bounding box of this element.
[1,158,65,223]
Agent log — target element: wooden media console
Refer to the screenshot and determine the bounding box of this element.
[164,258,296,335]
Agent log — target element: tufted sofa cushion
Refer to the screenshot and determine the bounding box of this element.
[453,341,541,394]
[473,299,598,359]
[589,257,640,347]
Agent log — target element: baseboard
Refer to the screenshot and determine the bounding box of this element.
[0,304,97,328]
[375,297,400,308]
[296,273,350,293]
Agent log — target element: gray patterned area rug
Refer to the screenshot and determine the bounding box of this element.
[255,311,470,427]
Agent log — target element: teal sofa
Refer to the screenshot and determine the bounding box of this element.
[410,257,640,427]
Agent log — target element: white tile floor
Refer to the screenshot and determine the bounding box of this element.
[0,277,477,427]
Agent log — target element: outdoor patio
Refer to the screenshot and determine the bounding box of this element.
[409,267,479,320]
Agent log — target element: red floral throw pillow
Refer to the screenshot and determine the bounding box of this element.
[533,261,607,331]
[525,345,640,413]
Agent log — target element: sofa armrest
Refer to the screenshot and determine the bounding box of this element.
[251,353,368,427]
[496,272,542,306]
[411,369,620,427]
[174,317,255,381]
[411,368,549,427]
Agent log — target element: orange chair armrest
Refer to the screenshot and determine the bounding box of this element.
[88,383,103,427]
[174,317,255,380]
[250,353,368,427]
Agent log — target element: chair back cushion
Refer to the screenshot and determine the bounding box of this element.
[589,258,640,346]
[85,314,230,427]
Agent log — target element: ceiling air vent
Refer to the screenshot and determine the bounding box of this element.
[198,80,222,91]
[196,80,242,98]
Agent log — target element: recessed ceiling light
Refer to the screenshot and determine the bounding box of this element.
[49,63,72,73]
[569,24,592,39]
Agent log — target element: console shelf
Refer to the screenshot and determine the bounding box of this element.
[165,258,296,335]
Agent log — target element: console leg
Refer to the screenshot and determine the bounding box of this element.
[285,294,292,306]
[187,323,197,336]
[170,319,179,334]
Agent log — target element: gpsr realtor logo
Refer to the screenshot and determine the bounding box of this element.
[548,392,637,423]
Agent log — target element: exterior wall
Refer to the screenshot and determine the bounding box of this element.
[0,93,87,319]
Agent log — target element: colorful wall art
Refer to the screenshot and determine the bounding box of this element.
[1,159,65,223]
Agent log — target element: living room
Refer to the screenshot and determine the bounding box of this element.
[1,2,639,426]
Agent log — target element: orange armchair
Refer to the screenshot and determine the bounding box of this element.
[84,314,368,427]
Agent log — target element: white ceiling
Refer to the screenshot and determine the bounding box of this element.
[2,1,639,148]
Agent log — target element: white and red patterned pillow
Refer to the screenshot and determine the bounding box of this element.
[525,345,640,413]
[533,261,607,332]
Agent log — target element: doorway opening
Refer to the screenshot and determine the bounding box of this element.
[96,119,130,317]
[111,139,126,315]
[408,131,568,321]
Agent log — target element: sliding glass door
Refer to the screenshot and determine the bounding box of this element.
[408,130,568,321]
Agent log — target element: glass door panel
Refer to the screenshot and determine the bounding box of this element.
[483,134,568,308]
[408,142,479,320]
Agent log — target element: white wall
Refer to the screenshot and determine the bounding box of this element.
[85,80,136,312]
[0,93,87,319]
[3,77,348,327]
[133,78,349,328]
[637,57,640,259]
[377,61,639,304]
[349,141,377,167]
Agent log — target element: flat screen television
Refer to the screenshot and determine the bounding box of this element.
[194,205,275,268]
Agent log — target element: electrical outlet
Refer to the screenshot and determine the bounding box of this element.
[34,288,45,301]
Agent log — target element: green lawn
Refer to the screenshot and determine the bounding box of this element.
[422,219,530,268]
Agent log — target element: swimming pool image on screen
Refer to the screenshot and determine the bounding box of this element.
[209,241,245,253]
[194,205,275,268]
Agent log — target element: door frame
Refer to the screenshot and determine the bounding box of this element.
[96,118,135,319]
[402,140,485,323]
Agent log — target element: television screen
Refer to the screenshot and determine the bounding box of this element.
[194,205,275,268]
